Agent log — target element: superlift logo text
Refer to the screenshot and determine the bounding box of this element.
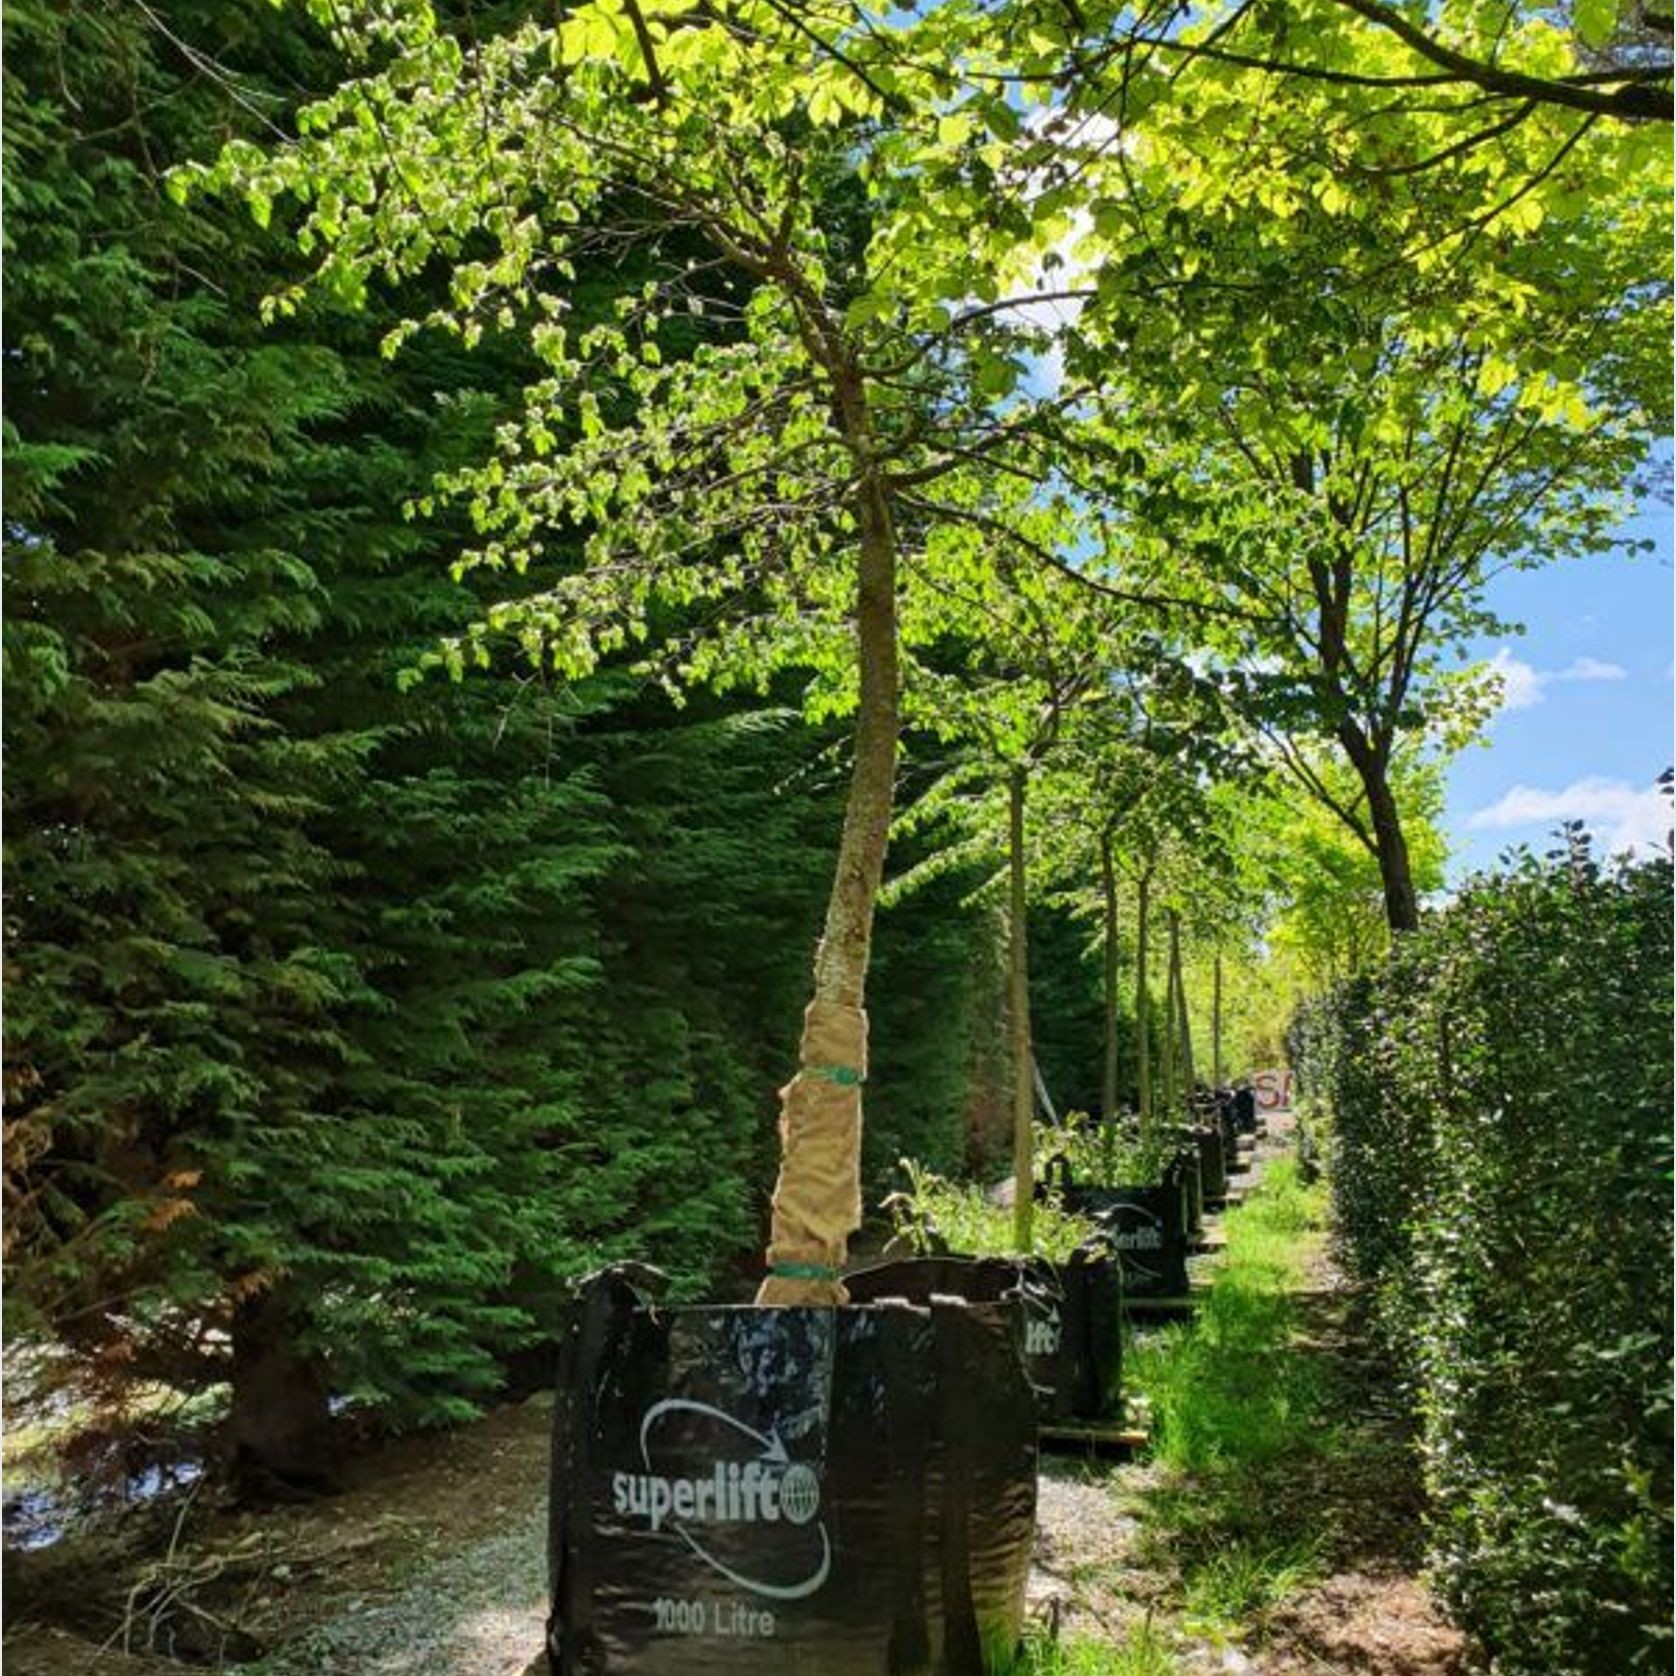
[1024,1303,1062,1357]
[613,1454,820,1534]
[615,1397,832,1633]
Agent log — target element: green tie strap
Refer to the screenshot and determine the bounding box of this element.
[769,1260,839,1281]
[806,1064,863,1086]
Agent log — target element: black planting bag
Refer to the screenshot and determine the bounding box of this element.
[844,1252,1123,1425]
[1212,1093,1241,1167]
[1192,1124,1229,1203]
[547,1267,1036,1675]
[1061,1183,1191,1299]
[1167,1139,1204,1236]
[1232,1085,1257,1136]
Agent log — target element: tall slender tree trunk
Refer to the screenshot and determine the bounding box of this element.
[1364,769,1421,933]
[1008,764,1034,1253]
[1136,864,1154,1143]
[758,394,899,1305]
[1170,910,1194,1093]
[1339,728,1421,933]
[1159,910,1178,1128]
[1100,828,1119,1131]
[1212,952,1224,1088]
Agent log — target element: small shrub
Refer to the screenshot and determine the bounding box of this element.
[885,1159,1103,1263]
[1036,1111,1175,1189]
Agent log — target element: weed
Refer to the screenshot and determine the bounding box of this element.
[1035,1112,1175,1191]
[1010,1617,1180,1674]
[885,1159,1101,1262]
[1182,1535,1323,1639]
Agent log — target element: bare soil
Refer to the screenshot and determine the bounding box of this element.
[4,1399,554,1674]
[1266,1575,1464,1676]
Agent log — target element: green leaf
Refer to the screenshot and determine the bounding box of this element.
[1574,0,1618,47]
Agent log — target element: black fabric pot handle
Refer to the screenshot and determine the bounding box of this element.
[879,1307,933,1674]
[547,1267,663,1673]
[933,1299,980,1671]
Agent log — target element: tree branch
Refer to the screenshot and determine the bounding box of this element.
[1327,0,1673,120]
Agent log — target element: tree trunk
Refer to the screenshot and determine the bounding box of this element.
[757,415,900,1305]
[1159,912,1177,1129]
[1008,764,1034,1253]
[1170,910,1194,1093]
[1099,827,1112,1179]
[1364,766,1421,932]
[1212,951,1224,1088]
[227,1290,338,1501]
[1340,729,1421,933]
[1100,829,1119,1130]
[1136,865,1153,1143]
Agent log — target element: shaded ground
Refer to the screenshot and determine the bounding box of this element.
[4,1399,553,1675]
[1028,1292,1463,1675]
[1027,1116,1464,1676]
[5,1119,1464,1675]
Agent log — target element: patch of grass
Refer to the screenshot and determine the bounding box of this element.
[1010,1619,1181,1675]
[1129,1158,1332,1475]
[989,1156,1366,1676]
[1112,1155,1351,1654]
[1182,1535,1323,1639]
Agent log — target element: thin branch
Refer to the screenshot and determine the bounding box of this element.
[897,491,1280,626]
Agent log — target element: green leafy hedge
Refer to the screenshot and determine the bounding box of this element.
[1291,844,1673,1675]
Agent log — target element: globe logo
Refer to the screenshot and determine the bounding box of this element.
[778,1462,820,1526]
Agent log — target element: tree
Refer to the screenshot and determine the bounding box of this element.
[1249,750,1450,984]
[1060,0,1672,128]
[196,0,1118,1300]
[888,548,1126,1243]
[1067,104,1669,928]
[1029,663,1244,1143]
[10,0,999,1487]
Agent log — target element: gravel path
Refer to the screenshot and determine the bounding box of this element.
[242,1466,1148,1675]
[235,1504,547,1676]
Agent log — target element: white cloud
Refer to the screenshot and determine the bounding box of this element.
[1484,646,1629,717]
[1467,775,1673,857]
[1557,655,1628,683]
[1487,648,1545,711]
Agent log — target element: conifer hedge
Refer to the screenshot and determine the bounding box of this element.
[2,0,1017,1475]
[1291,841,1673,1674]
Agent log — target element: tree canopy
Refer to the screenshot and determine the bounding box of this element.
[3,0,1664,1491]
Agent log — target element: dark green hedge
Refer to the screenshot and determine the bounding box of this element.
[1292,846,1673,1675]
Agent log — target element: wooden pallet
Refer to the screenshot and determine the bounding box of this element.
[1121,1289,1206,1316]
[1039,1419,1150,1458]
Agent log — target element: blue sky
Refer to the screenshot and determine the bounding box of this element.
[1442,483,1674,881]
